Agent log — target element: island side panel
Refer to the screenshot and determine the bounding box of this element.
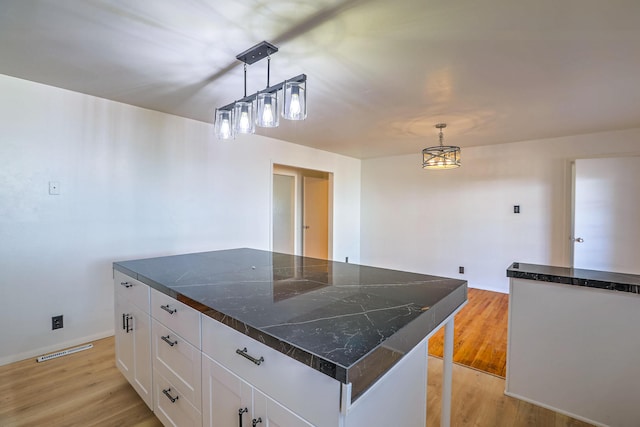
[506,277,640,427]
[344,338,428,427]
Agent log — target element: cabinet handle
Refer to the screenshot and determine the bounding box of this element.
[160,304,177,314]
[161,335,177,347]
[122,313,126,330]
[236,347,264,366]
[238,407,248,427]
[120,281,133,288]
[125,314,133,333]
[162,388,179,403]
[252,418,263,426]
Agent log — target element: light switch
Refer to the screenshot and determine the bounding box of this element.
[49,181,60,195]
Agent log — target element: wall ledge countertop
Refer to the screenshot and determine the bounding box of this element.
[114,248,467,400]
[507,262,640,294]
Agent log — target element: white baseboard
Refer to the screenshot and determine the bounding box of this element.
[0,329,115,366]
[503,390,608,427]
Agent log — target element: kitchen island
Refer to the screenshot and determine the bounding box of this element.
[113,248,467,426]
[506,262,640,427]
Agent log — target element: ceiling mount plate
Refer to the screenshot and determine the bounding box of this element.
[236,41,279,65]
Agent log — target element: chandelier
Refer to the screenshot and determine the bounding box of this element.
[422,123,461,169]
[214,41,307,140]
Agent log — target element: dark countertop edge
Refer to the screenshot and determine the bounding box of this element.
[113,263,467,400]
[506,262,640,294]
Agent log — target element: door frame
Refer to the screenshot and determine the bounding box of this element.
[270,162,333,259]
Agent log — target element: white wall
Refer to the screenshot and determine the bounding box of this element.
[360,129,640,293]
[0,74,361,364]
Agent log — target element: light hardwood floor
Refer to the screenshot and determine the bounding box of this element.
[429,288,509,377]
[0,337,161,427]
[0,335,593,426]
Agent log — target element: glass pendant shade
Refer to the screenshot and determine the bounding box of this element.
[233,101,255,134]
[282,81,306,120]
[256,92,279,128]
[422,146,461,169]
[214,109,234,140]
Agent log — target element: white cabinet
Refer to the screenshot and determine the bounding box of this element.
[201,315,340,427]
[202,354,253,427]
[150,287,202,427]
[202,355,311,427]
[202,315,341,426]
[115,270,435,427]
[114,271,153,409]
[154,369,202,427]
[253,389,312,427]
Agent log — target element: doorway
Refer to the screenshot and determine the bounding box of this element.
[571,156,640,274]
[272,164,332,259]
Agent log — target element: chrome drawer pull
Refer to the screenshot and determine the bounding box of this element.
[160,304,176,314]
[120,281,133,288]
[162,388,179,403]
[236,347,264,366]
[161,335,177,347]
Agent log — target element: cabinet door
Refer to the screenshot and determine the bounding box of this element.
[253,390,312,427]
[115,294,134,382]
[131,303,152,409]
[202,355,253,427]
[115,294,153,409]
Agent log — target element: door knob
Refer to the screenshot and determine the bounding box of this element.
[573,237,584,243]
[303,225,310,229]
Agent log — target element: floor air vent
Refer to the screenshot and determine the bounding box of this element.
[36,343,93,362]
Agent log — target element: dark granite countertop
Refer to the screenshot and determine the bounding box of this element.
[114,248,467,399]
[507,262,640,294]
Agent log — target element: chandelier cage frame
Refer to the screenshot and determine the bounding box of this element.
[421,123,461,169]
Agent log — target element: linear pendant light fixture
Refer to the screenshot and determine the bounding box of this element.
[422,123,461,169]
[214,41,307,140]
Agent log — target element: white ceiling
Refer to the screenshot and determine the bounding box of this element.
[1,0,639,159]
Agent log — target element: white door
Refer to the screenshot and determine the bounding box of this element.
[573,157,640,274]
[273,174,295,254]
[302,176,329,259]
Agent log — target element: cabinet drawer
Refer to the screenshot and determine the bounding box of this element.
[151,288,201,348]
[201,316,340,427]
[154,369,201,427]
[114,270,150,313]
[152,319,201,407]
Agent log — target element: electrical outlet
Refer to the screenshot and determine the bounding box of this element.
[459,266,465,274]
[52,315,63,330]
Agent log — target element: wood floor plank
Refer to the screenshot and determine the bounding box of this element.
[0,337,161,427]
[429,288,509,377]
